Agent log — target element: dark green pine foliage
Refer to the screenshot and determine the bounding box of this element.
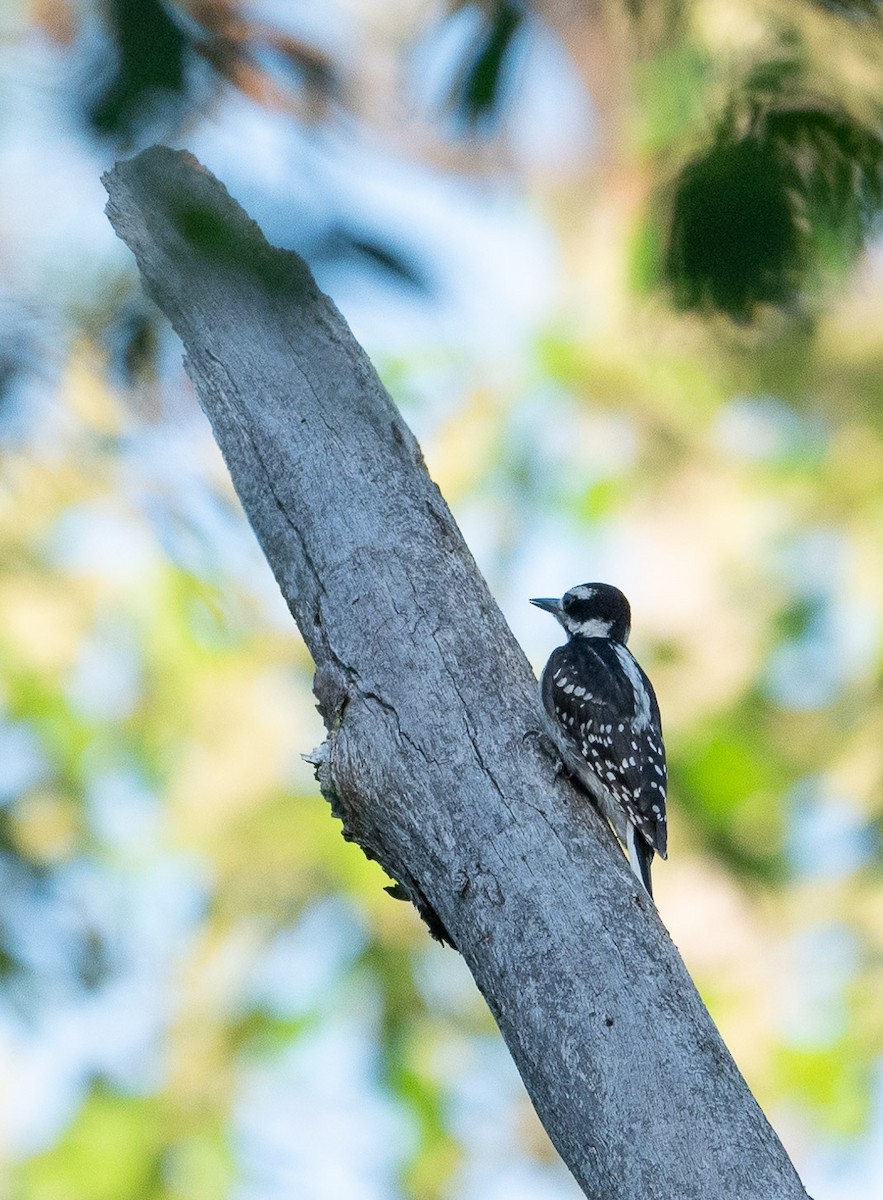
[446,1,526,130]
[664,67,883,319]
[89,0,190,140]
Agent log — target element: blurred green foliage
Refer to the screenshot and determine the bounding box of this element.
[663,88,883,317]
[445,1,526,131]
[1,1,883,1198]
[89,0,189,140]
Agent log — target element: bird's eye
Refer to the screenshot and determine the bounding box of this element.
[564,599,595,623]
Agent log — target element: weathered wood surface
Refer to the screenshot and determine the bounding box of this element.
[104,146,809,1200]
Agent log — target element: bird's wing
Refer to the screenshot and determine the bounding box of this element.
[541,641,667,857]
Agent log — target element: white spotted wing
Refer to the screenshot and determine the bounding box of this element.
[541,638,667,857]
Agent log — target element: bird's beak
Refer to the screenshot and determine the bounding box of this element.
[530,597,561,616]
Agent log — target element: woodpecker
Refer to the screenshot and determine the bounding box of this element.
[531,583,667,897]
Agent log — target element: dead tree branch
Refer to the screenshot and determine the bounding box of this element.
[103,146,809,1200]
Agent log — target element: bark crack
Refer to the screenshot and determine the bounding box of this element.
[429,627,508,806]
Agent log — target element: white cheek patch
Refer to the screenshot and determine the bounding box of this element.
[566,617,613,638]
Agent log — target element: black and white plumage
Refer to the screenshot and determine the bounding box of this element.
[531,583,667,897]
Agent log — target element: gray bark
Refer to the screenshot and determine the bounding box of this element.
[103,146,809,1200]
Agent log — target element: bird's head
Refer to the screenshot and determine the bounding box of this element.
[530,582,631,644]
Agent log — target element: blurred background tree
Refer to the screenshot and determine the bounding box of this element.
[1,1,882,1197]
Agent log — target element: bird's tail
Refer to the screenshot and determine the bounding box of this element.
[626,824,654,899]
